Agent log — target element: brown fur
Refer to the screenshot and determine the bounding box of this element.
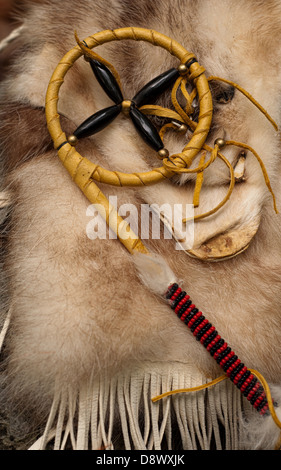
[0,104,52,172]
[0,104,78,172]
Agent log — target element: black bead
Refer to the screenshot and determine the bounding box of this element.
[73,104,122,140]
[236,369,250,388]
[250,390,262,405]
[190,307,199,315]
[132,68,179,107]
[89,59,123,104]
[210,338,224,356]
[195,322,212,341]
[180,299,192,312]
[176,291,187,303]
[202,330,217,348]
[184,308,199,325]
[223,354,238,373]
[184,313,192,324]
[166,283,178,299]
[243,379,258,397]
[177,300,192,318]
[129,105,164,151]
[171,291,186,309]
[239,371,252,394]
[230,363,245,382]
[190,315,205,333]
[242,383,254,397]
[216,346,232,364]
[257,399,268,412]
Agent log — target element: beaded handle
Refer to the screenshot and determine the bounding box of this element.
[166,283,270,415]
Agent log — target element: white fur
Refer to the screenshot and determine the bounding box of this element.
[133,252,178,296]
[242,384,281,450]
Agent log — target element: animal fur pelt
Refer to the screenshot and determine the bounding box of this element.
[0,0,281,450]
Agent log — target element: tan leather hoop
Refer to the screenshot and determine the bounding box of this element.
[45,27,213,188]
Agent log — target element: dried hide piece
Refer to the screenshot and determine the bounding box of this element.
[1,0,281,450]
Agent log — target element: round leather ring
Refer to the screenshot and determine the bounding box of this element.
[45,27,213,187]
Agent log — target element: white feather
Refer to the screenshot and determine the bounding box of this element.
[132,252,178,296]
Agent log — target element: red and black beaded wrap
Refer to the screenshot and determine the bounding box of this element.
[166,283,269,415]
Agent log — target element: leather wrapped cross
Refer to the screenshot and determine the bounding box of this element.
[71,49,182,155]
